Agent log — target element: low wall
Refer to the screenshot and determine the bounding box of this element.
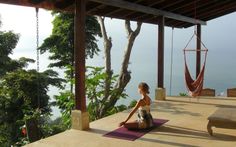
[200,88,215,97]
[227,88,236,97]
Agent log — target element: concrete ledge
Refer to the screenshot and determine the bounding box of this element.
[155,88,166,100]
[71,110,90,130]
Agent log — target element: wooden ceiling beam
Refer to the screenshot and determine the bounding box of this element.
[122,0,165,18]
[104,0,144,16]
[173,2,236,28]
[133,0,187,22]
[54,0,74,9]
[153,0,185,10]
[165,0,214,25]
[166,0,233,27]
[87,4,106,13]
[89,0,206,25]
[171,0,208,14]
[199,4,236,20]
[29,0,46,4]
[0,0,56,10]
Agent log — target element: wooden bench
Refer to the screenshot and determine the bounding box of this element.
[200,88,215,97]
[207,108,236,136]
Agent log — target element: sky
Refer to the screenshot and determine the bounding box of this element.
[1,3,236,118]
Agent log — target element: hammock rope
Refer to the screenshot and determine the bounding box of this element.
[183,0,208,97]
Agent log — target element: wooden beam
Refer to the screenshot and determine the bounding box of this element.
[122,0,165,18]
[174,1,236,28]
[89,0,206,25]
[55,0,74,9]
[105,0,144,16]
[196,24,201,78]
[157,0,186,11]
[167,0,234,26]
[87,4,106,13]
[128,0,169,21]
[135,0,192,25]
[74,0,86,112]
[165,0,213,26]
[202,7,236,21]
[29,0,46,4]
[158,16,165,88]
[197,2,236,20]
[0,0,57,11]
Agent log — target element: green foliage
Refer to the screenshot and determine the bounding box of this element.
[39,12,101,68]
[128,100,137,108]
[55,66,129,127]
[0,69,65,145]
[0,30,20,77]
[0,18,65,145]
[40,117,67,138]
[179,92,188,97]
[54,91,74,128]
[86,66,128,120]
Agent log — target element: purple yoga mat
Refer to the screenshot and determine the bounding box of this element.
[103,118,169,141]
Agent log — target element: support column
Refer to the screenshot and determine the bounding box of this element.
[156,16,166,100]
[196,24,201,78]
[72,0,89,130]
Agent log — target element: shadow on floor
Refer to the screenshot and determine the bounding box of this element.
[88,124,236,147]
[139,137,200,147]
[166,99,236,108]
[152,101,202,116]
[87,128,109,135]
[151,124,236,141]
[89,127,200,147]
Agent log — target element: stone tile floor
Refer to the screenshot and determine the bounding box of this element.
[26,97,236,147]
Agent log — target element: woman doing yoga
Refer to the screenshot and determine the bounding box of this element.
[119,82,153,129]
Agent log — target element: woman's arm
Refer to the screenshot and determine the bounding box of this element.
[119,100,143,126]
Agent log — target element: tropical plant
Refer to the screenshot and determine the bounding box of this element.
[0,68,64,145]
[179,92,188,97]
[0,17,65,145]
[55,66,130,127]
[39,12,101,93]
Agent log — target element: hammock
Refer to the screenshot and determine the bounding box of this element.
[184,49,208,97]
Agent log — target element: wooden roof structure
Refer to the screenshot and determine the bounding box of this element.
[1,0,236,28]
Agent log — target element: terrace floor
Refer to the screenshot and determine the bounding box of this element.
[25,96,236,147]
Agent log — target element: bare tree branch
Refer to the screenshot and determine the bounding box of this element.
[134,21,142,35]
[97,16,113,101]
[99,20,142,117]
[125,20,132,35]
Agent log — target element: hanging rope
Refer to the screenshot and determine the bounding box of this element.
[183,0,208,97]
[36,8,40,109]
[169,27,174,96]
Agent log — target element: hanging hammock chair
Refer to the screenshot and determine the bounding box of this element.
[183,32,208,97]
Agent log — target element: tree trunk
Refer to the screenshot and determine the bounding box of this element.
[97,16,113,102]
[99,20,142,118]
[25,118,41,142]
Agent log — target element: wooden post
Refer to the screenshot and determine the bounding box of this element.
[196,24,201,78]
[74,0,86,112]
[158,16,165,88]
